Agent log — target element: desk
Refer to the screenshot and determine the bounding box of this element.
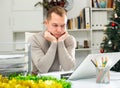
[71,78,120,88]
[41,71,120,88]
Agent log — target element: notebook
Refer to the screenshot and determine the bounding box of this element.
[68,52,120,80]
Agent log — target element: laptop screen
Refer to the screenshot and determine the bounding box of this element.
[68,52,120,80]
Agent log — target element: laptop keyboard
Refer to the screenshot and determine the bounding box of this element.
[60,72,73,79]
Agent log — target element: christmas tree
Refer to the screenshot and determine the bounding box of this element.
[100,0,120,72]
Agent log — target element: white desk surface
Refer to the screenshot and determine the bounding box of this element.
[41,71,120,88]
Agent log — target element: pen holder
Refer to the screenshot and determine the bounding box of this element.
[96,66,110,84]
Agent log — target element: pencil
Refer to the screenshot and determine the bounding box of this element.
[91,59,97,67]
[95,59,98,67]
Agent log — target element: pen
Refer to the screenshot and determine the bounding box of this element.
[91,59,97,67]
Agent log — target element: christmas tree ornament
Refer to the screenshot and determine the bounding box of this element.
[115,25,118,29]
[103,26,107,31]
[108,40,112,44]
[113,5,116,10]
[108,40,112,47]
[111,22,116,27]
[114,13,118,18]
[100,48,104,53]
[102,35,107,40]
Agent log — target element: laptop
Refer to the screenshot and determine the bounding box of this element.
[67,52,120,80]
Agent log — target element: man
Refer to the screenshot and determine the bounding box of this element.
[28,6,76,74]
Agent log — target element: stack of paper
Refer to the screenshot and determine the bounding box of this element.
[0,54,28,75]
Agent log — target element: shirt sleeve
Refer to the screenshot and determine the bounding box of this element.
[58,35,76,71]
[28,35,57,73]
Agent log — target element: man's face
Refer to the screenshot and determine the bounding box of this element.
[45,12,67,38]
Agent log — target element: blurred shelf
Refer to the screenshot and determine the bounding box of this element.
[67,29,91,32]
[75,48,91,51]
[92,8,113,11]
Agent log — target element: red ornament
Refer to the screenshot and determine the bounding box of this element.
[111,22,116,27]
[100,49,104,53]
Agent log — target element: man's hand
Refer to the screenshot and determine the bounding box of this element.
[44,31,57,43]
[58,32,69,42]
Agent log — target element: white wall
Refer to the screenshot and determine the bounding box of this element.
[0,0,13,42]
[67,0,89,19]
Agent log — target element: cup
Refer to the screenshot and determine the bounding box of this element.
[96,66,110,83]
